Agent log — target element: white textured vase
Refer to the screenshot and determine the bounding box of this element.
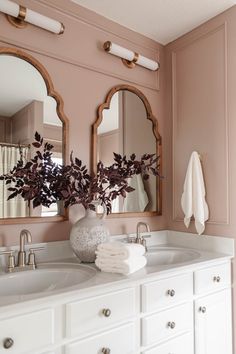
[70,208,109,263]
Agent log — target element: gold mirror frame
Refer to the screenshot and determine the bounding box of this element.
[0,47,69,225]
[92,84,162,218]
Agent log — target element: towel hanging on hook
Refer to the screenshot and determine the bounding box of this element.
[181,151,209,235]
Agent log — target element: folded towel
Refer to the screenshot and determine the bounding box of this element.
[96,241,145,260]
[95,255,147,275]
[181,151,209,235]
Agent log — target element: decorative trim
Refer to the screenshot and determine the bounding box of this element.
[37,0,159,53]
[0,36,159,92]
[92,84,162,217]
[0,215,67,225]
[0,46,69,224]
[0,0,160,91]
[171,23,229,226]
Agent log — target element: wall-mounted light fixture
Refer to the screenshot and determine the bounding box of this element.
[103,41,159,71]
[0,0,64,34]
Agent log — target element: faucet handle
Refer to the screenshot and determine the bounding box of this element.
[0,250,16,272]
[29,247,45,252]
[0,250,16,256]
[28,247,45,269]
[142,234,151,239]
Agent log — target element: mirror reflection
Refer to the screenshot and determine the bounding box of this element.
[94,86,161,215]
[0,54,63,219]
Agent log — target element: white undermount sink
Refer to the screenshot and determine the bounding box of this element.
[146,246,200,266]
[0,262,96,297]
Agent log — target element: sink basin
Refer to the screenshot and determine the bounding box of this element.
[146,247,200,266]
[0,262,96,297]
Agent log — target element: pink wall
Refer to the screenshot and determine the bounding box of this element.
[0,0,167,246]
[165,5,236,344]
[0,0,235,344]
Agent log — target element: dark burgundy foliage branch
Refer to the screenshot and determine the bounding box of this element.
[0,132,161,214]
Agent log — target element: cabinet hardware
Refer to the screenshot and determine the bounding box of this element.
[167,321,176,329]
[102,347,111,354]
[3,338,14,349]
[199,306,207,313]
[102,308,111,317]
[167,289,175,297]
[213,276,221,283]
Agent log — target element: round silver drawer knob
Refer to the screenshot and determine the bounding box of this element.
[102,348,111,354]
[102,308,111,317]
[167,289,175,297]
[213,276,221,283]
[167,321,176,329]
[3,338,14,349]
[199,306,207,313]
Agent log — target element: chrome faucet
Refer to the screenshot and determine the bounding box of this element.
[0,230,44,273]
[127,222,151,251]
[136,222,150,243]
[18,229,32,267]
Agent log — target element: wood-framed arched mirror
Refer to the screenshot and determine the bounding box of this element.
[0,47,69,224]
[92,84,162,217]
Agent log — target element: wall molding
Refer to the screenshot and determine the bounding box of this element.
[0,0,160,91]
[37,0,160,53]
[171,22,229,226]
[0,36,159,92]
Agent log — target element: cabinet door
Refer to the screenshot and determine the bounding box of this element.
[0,309,54,354]
[195,288,232,354]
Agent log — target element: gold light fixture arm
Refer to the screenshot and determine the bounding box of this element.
[122,52,139,69]
[6,5,27,29]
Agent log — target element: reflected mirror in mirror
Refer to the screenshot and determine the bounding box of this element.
[0,49,67,220]
[92,85,162,216]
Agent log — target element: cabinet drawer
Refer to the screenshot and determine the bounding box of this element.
[65,322,136,354]
[0,308,54,354]
[142,332,194,354]
[66,287,136,338]
[142,273,193,312]
[194,263,231,295]
[142,302,193,346]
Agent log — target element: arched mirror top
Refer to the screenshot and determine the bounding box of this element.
[0,47,69,224]
[92,84,162,217]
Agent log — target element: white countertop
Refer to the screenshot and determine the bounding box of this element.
[0,230,234,311]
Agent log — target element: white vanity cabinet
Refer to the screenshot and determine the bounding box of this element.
[0,308,54,354]
[65,322,136,354]
[142,332,194,354]
[194,263,232,354]
[65,287,136,338]
[141,272,194,353]
[64,287,138,354]
[0,260,233,354]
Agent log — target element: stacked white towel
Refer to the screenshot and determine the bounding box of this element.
[95,241,147,275]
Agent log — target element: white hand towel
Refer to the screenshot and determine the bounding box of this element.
[181,151,209,235]
[95,255,147,275]
[96,241,145,260]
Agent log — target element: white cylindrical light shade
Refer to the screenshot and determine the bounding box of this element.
[104,41,159,71]
[26,9,63,34]
[108,42,135,62]
[0,0,19,17]
[137,55,159,71]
